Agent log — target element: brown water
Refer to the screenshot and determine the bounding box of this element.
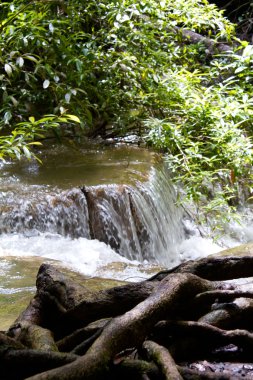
[1,141,157,189]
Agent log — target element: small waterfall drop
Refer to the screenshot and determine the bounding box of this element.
[0,187,90,238]
[0,165,185,266]
[131,167,184,264]
[2,142,241,283]
[83,166,184,264]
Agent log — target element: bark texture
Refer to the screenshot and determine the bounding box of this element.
[1,256,253,379]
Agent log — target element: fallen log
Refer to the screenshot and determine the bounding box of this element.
[172,27,233,54]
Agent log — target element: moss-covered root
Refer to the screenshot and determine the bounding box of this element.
[25,273,213,380]
[142,340,183,380]
[8,321,58,352]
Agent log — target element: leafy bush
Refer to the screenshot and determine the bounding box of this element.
[0,0,233,139]
[1,0,253,228]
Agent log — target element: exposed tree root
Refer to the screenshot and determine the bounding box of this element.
[61,279,157,335]
[148,256,253,281]
[142,340,183,380]
[25,272,212,379]
[56,318,111,352]
[8,322,58,352]
[112,359,160,379]
[1,256,253,379]
[152,320,253,360]
[197,295,253,331]
[1,349,78,380]
[195,290,253,304]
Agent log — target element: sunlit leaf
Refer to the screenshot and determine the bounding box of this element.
[10,96,18,107]
[27,141,42,146]
[43,79,50,89]
[66,114,81,123]
[16,57,24,68]
[23,146,32,159]
[4,63,12,77]
[23,55,39,63]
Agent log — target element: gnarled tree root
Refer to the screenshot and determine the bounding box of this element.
[2,256,253,380]
[0,349,78,380]
[148,255,253,281]
[142,340,183,380]
[25,272,212,379]
[153,320,253,360]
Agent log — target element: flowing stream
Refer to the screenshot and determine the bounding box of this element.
[0,141,252,292]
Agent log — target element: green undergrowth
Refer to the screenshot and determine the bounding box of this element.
[1,0,253,228]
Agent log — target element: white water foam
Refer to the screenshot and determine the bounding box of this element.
[0,233,154,282]
[178,236,224,262]
[0,231,226,284]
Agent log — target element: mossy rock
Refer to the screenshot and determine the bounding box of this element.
[0,256,126,330]
[216,242,253,257]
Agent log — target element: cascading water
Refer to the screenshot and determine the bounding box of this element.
[3,142,253,330]
[0,164,185,267]
[0,142,244,284]
[0,144,187,282]
[0,187,89,238]
[82,165,185,264]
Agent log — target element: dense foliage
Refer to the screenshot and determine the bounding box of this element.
[1,0,253,226]
[210,0,253,40]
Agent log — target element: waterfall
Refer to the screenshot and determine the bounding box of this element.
[83,166,185,264]
[0,188,90,238]
[0,166,185,265]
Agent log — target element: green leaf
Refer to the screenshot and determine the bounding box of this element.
[65,114,81,123]
[23,146,32,159]
[235,66,246,74]
[23,55,39,63]
[27,141,42,146]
